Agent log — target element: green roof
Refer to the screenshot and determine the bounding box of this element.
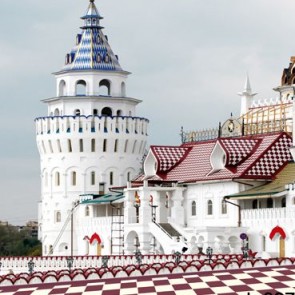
[80,193,124,204]
[225,162,295,199]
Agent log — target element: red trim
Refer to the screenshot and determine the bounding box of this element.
[90,233,102,245]
[269,226,286,240]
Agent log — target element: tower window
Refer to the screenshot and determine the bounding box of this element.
[127,172,131,182]
[207,200,213,215]
[192,201,196,216]
[93,109,98,115]
[114,139,118,152]
[96,54,101,63]
[103,139,107,152]
[68,139,72,153]
[99,80,111,96]
[55,172,60,186]
[101,107,112,117]
[110,172,114,186]
[76,80,87,96]
[48,140,53,153]
[75,109,81,116]
[91,139,96,152]
[79,139,83,152]
[57,139,62,153]
[124,140,128,153]
[72,171,77,186]
[55,211,61,223]
[91,171,95,185]
[132,140,137,154]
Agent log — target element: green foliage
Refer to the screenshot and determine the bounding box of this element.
[0,224,41,257]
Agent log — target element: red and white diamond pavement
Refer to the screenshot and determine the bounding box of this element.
[2,265,295,295]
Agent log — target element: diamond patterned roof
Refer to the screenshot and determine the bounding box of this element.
[151,146,191,173]
[62,0,122,72]
[148,132,292,182]
[219,138,260,166]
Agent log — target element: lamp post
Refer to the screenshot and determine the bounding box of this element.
[70,200,80,257]
[174,251,181,264]
[101,256,109,268]
[135,249,142,265]
[206,247,213,264]
[28,260,35,275]
[133,199,140,223]
[66,256,74,272]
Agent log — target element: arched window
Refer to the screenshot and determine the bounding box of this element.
[54,108,60,116]
[74,109,81,116]
[103,139,107,152]
[282,197,286,208]
[221,200,227,214]
[57,139,62,153]
[91,139,96,152]
[91,171,95,185]
[55,172,60,186]
[72,171,77,186]
[93,109,98,116]
[114,139,118,152]
[101,107,112,117]
[267,198,273,208]
[117,110,123,116]
[121,82,126,97]
[110,172,114,186]
[99,79,111,96]
[48,140,53,153]
[55,211,61,223]
[85,206,90,217]
[191,201,196,216]
[207,200,213,215]
[59,80,66,97]
[79,139,83,152]
[127,172,131,182]
[124,140,129,153]
[76,80,87,96]
[68,139,72,153]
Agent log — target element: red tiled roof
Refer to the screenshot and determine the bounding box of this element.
[150,132,292,183]
[150,146,191,173]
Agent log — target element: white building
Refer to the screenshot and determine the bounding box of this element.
[123,61,295,258]
[36,0,295,258]
[36,0,148,256]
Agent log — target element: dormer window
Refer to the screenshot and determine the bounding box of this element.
[97,54,101,63]
[96,35,100,44]
[92,19,97,25]
[105,55,110,63]
[209,142,226,174]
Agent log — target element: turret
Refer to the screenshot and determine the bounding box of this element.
[36,0,149,256]
[238,75,257,116]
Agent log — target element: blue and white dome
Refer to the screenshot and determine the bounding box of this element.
[63,0,122,72]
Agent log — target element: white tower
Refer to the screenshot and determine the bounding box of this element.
[238,75,257,116]
[35,0,149,256]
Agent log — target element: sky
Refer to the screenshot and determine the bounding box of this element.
[1,0,295,225]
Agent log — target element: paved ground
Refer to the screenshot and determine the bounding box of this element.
[1,265,295,294]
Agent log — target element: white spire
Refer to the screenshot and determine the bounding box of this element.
[238,74,257,116]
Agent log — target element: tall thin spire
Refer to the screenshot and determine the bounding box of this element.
[238,74,257,116]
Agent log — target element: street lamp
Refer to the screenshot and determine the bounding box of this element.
[206,247,213,264]
[133,193,140,223]
[66,256,74,272]
[174,251,181,264]
[135,250,142,265]
[28,260,35,275]
[101,256,109,268]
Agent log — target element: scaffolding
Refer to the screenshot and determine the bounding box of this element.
[111,205,124,255]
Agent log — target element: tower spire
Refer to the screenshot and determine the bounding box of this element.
[238,74,257,116]
[61,0,122,72]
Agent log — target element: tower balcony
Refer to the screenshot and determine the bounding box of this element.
[35,115,149,137]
